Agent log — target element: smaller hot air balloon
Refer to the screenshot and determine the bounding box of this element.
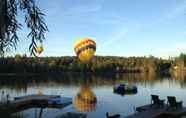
[37,87,43,95]
[37,89,43,95]
[74,85,97,112]
[74,38,96,62]
[36,45,44,55]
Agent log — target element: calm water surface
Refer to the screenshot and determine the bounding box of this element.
[0,74,186,118]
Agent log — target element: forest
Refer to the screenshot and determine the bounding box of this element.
[0,53,186,75]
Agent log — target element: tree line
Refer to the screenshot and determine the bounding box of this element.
[1,54,183,75]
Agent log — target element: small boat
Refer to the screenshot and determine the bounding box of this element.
[106,112,120,118]
[113,84,137,95]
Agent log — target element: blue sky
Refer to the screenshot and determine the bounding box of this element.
[10,0,186,58]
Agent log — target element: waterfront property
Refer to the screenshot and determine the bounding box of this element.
[0,74,186,118]
[125,104,186,118]
[125,95,185,118]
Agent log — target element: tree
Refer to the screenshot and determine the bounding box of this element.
[0,0,48,56]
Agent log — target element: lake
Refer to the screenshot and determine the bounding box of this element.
[0,73,186,118]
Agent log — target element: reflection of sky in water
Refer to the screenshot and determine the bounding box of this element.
[0,75,186,118]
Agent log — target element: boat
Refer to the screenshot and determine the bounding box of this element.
[113,84,137,95]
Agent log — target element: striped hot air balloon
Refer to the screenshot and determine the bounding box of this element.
[74,38,96,62]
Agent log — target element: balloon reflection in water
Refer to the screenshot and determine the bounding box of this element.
[74,85,97,112]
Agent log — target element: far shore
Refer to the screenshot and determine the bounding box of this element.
[0,71,142,77]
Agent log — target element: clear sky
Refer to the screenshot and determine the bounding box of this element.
[10,0,186,58]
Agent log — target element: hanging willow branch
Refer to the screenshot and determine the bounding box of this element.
[0,0,48,56]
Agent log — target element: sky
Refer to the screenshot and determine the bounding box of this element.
[10,0,186,58]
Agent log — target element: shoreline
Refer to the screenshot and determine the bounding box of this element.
[0,71,142,76]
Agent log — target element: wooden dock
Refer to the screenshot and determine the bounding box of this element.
[125,104,186,118]
[0,94,72,114]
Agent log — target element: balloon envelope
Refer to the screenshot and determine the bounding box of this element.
[36,46,44,54]
[74,38,96,62]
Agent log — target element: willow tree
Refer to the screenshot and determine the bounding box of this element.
[0,0,48,56]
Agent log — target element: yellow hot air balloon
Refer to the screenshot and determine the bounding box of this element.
[36,46,44,55]
[74,85,97,112]
[74,38,96,62]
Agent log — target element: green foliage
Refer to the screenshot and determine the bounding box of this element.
[178,53,186,66]
[0,0,48,56]
[0,55,176,74]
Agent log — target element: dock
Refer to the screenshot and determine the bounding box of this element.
[0,94,72,114]
[125,104,186,118]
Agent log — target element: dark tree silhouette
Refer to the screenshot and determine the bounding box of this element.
[0,0,48,56]
[0,55,174,75]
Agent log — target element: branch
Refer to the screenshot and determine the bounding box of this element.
[20,0,48,56]
[0,0,20,55]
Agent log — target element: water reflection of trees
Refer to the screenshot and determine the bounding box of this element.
[0,73,184,92]
[171,72,186,88]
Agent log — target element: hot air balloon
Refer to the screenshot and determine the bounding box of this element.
[36,45,44,55]
[74,38,96,62]
[74,85,97,112]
